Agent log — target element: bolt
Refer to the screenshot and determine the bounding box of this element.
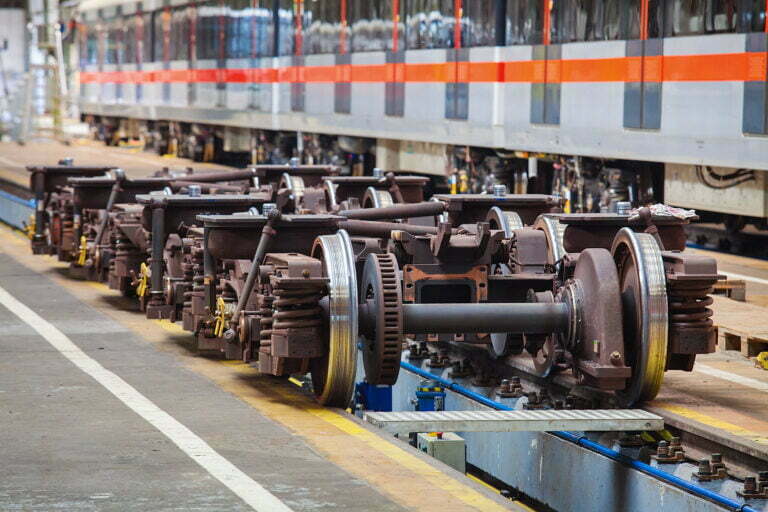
[247,206,259,216]
[493,184,507,196]
[187,184,202,197]
[289,157,300,168]
[500,379,511,393]
[262,203,277,216]
[372,167,384,178]
[610,351,622,363]
[656,441,669,457]
[697,459,712,476]
[302,269,310,278]
[744,477,758,494]
[616,201,632,215]
[511,376,521,388]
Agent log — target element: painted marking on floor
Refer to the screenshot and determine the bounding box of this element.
[652,402,768,445]
[695,364,768,393]
[0,155,23,168]
[720,271,768,287]
[0,284,294,512]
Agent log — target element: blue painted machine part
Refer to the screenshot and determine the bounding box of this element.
[399,361,760,512]
[355,382,393,412]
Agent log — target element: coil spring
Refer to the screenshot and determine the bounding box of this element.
[272,286,322,331]
[668,281,714,330]
[259,296,274,350]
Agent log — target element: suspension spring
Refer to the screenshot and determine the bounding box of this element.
[668,281,715,330]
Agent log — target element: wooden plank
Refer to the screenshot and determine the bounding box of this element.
[713,279,746,302]
[712,296,768,356]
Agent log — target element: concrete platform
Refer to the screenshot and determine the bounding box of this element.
[0,225,519,512]
[0,138,231,188]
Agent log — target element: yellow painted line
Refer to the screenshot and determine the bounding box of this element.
[287,377,303,388]
[653,402,768,445]
[465,475,537,512]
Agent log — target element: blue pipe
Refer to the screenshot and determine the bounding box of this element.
[400,361,760,512]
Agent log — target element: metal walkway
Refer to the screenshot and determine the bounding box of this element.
[365,409,664,435]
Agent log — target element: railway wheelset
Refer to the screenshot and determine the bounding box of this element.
[27,161,721,409]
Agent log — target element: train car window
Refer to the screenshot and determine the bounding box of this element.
[141,13,153,62]
[303,0,343,54]
[648,0,664,37]
[170,6,190,60]
[622,0,641,39]
[228,0,252,59]
[506,0,543,45]
[665,0,706,35]
[198,0,222,59]
[276,0,295,56]
[464,0,496,46]
[738,0,766,31]
[124,16,136,64]
[604,0,624,38]
[350,0,400,52]
[106,19,121,65]
[405,0,455,49]
[706,0,738,31]
[153,11,165,61]
[551,0,635,42]
[254,4,275,57]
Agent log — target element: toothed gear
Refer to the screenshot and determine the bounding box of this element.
[361,253,403,385]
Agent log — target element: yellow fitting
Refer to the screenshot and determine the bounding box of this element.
[136,262,150,298]
[24,215,36,240]
[77,236,88,266]
[213,296,232,338]
[755,352,768,370]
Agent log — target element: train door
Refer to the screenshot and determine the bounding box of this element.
[188,3,197,107]
[531,0,560,125]
[624,0,662,129]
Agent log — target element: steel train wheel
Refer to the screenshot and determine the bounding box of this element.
[611,228,668,405]
[323,180,339,211]
[310,230,359,407]
[362,187,394,209]
[534,214,567,265]
[360,253,403,385]
[486,206,524,237]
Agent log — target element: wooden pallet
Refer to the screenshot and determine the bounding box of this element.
[712,279,746,302]
[712,296,768,357]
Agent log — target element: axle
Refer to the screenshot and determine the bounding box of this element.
[339,201,445,220]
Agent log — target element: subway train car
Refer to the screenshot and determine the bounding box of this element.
[74,0,768,226]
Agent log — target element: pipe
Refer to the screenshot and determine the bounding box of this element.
[170,181,247,194]
[228,210,281,328]
[149,201,166,297]
[399,361,760,512]
[339,219,441,238]
[340,201,445,220]
[402,303,569,334]
[172,168,258,183]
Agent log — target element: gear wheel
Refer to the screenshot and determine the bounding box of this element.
[361,253,403,385]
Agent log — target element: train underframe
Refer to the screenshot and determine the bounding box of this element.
[83,114,767,233]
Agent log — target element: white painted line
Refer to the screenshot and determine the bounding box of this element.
[695,364,768,393]
[720,271,768,287]
[0,155,23,168]
[0,285,293,512]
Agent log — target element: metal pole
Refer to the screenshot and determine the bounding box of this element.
[228,210,281,328]
[402,303,569,334]
[340,201,445,220]
[149,200,166,297]
[339,219,442,238]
